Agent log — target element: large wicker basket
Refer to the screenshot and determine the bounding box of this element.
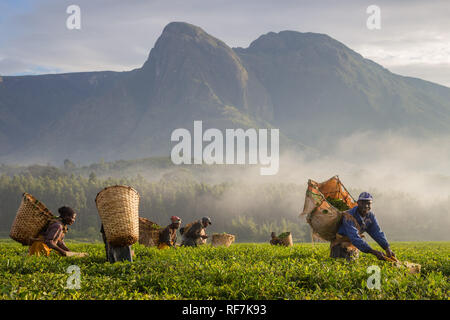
[95,185,140,247]
[9,193,54,245]
[211,233,235,247]
[278,232,293,247]
[139,217,161,247]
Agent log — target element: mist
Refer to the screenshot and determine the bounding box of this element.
[1,130,448,242]
[101,130,449,241]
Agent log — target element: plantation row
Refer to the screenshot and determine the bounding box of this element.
[0,241,448,300]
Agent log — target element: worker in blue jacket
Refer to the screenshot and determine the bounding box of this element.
[331,192,395,261]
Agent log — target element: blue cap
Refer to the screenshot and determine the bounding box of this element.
[358,192,373,201]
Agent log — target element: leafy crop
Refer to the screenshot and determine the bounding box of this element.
[0,240,448,300]
[278,232,290,239]
[326,197,350,211]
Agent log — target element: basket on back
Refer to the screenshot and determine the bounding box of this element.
[95,185,140,247]
[139,217,161,247]
[278,232,293,247]
[10,193,54,245]
[300,176,357,242]
[211,233,235,247]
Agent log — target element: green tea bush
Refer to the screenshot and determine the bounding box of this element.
[0,240,448,300]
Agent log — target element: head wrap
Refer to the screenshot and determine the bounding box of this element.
[171,216,181,223]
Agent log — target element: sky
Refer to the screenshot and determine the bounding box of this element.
[0,0,449,87]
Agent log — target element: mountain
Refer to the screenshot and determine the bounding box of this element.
[0,22,449,165]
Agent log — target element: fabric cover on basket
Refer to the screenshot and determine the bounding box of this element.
[300,176,357,242]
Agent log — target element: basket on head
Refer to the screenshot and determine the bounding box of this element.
[9,193,54,245]
[95,185,140,247]
[211,233,235,247]
[278,232,293,247]
[138,217,161,247]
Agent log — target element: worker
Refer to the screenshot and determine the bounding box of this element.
[158,216,181,249]
[29,206,77,257]
[330,192,395,261]
[181,216,211,247]
[101,224,133,263]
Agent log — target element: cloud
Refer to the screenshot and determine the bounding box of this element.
[1,0,449,87]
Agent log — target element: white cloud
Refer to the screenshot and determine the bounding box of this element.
[0,0,449,87]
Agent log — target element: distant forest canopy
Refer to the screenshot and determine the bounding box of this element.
[1,157,449,242]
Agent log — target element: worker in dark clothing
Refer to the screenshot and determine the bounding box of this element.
[330,192,395,261]
[181,216,211,247]
[100,224,133,263]
[158,216,181,249]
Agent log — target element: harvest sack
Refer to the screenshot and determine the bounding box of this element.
[95,185,140,246]
[300,176,357,242]
[10,193,54,245]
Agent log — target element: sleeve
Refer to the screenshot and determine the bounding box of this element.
[366,214,390,250]
[341,218,373,253]
[44,222,62,245]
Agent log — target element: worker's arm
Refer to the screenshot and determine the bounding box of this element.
[340,218,373,253]
[57,239,70,252]
[341,220,386,260]
[366,214,394,256]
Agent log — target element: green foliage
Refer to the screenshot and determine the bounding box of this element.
[278,232,290,239]
[0,241,448,300]
[326,197,350,211]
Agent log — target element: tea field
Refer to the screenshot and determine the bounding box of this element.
[0,240,448,300]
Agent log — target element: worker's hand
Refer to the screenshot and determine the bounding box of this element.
[385,248,395,258]
[371,249,386,261]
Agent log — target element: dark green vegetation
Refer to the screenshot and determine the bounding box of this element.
[1,22,450,164]
[0,241,448,299]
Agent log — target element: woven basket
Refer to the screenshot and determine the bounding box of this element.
[139,217,161,247]
[9,193,54,245]
[211,233,235,247]
[95,185,140,246]
[278,232,293,247]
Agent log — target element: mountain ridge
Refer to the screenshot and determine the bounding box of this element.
[1,21,449,165]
